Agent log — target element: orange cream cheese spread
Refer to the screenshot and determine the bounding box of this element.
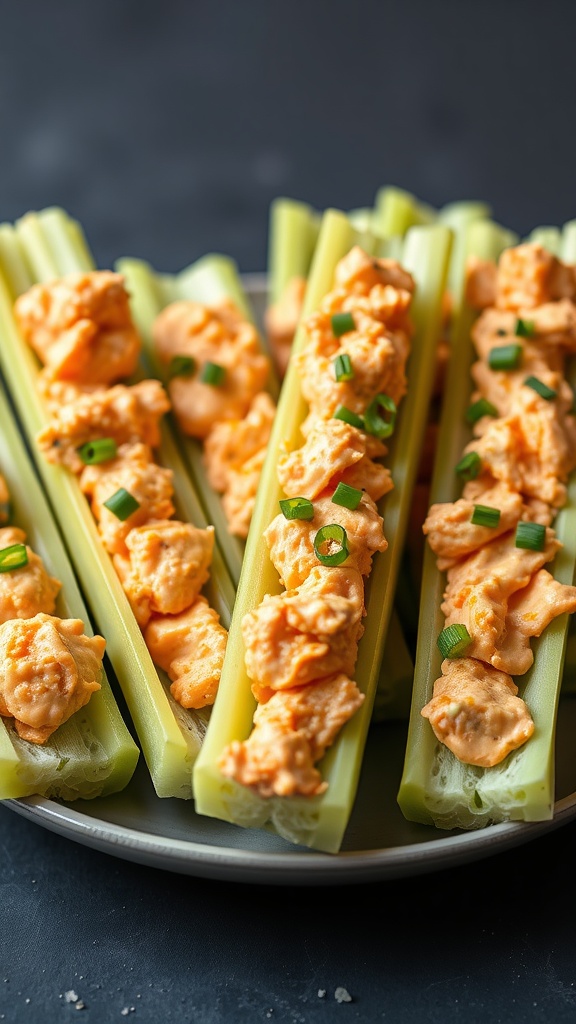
[264,275,307,378]
[421,243,576,768]
[216,246,415,797]
[152,298,275,539]
[15,271,227,711]
[0,498,103,745]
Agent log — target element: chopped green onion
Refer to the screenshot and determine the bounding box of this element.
[465,397,498,425]
[103,487,141,521]
[437,623,472,659]
[168,355,196,379]
[471,504,501,528]
[455,451,482,481]
[77,438,118,465]
[333,405,365,430]
[279,497,314,521]
[364,393,397,439]
[514,317,535,338]
[488,343,523,370]
[524,376,557,401]
[515,520,546,551]
[0,542,28,573]
[313,524,349,566]
[200,361,226,386]
[333,353,354,382]
[331,312,355,337]
[331,482,362,510]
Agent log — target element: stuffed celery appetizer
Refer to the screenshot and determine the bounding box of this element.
[116,252,279,588]
[193,207,451,853]
[398,219,576,829]
[0,207,235,799]
[0,375,139,799]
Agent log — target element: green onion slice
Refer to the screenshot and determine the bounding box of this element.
[437,623,472,659]
[514,317,535,338]
[313,524,349,566]
[0,542,28,573]
[279,497,314,521]
[455,451,482,481]
[168,355,196,379]
[471,504,501,528]
[524,376,557,401]
[103,487,141,522]
[331,481,362,510]
[465,397,498,425]
[200,361,226,386]
[333,405,365,430]
[77,438,118,465]
[364,393,397,439]
[331,312,355,337]
[515,520,546,551]
[333,353,354,382]
[488,343,523,370]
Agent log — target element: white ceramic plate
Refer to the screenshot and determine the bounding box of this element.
[5,275,576,885]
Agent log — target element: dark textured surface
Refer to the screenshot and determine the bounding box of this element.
[2,1,576,1021]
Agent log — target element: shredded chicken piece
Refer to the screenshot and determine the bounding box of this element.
[221,447,266,540]
[145,596,227,709]
[0,613,104,744]
[36,380,170,473]
[0,475,9,524]
[0,526,61,622]
[423,483,524,571]
[491,570,576,675]
[421,657,534,768]
[113,519,214,628]
[14,271,140,385]
[80,442,175,556]
[218,673,364,798]
[203,391,275,493]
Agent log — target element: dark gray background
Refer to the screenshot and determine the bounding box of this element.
[2,2,576,1022]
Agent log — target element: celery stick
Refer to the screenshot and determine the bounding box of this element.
[267,197,319,306]
[373,185,429,239]
[0,374,139,799]
[397,219,575,829]
[437,200,493,314]
[0,216,229,800]
[193,209,451,852]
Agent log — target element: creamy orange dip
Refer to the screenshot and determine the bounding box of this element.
[15,271,227,711]
[218,246,416,798]
[422,243,576,767]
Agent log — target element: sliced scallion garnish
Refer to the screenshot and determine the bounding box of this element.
[77,438,118,465]
[333,353,354,382]
[313,524,349,566]
[103,487,141,522]
[0,542,28,573]
[455,451,482,481]
[331,481,362,510]
[524,376,557,401]
[515,520,546,551]
[279,497,314,521]
[437,623,472,659]
[168,354,196,379]
[200,361,226,386]
[471,504,501,528]
[364,393,397,439]
[333,405,365,430]
[488,343,523,371]
[465,397,498,425]
[331,312,355,337]
[514,317,535,338]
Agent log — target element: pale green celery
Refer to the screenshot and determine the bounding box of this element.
[0,374,139,799]
[373,185,432,239]
[398,219,575,830]
[437,200,494,314]
[267,197,319,306]
[526,225,562,256]
[0,216,231,800]
[193,209,451,853]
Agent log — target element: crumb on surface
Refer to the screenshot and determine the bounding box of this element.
[334,986,353,1003]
